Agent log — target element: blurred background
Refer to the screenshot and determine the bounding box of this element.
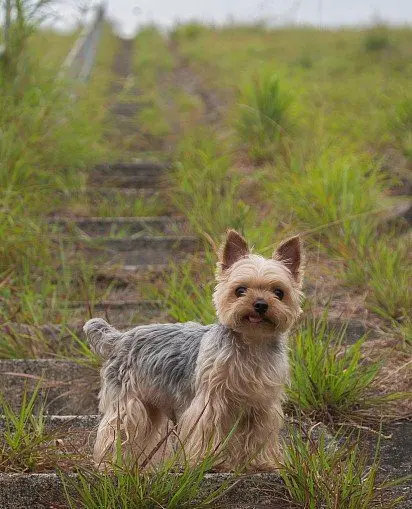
[3,0,412,35]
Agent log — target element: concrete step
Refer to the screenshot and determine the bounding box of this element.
[89,172,167,188]
[71,235,199,266]
[84,186,160,198]
[90,161,168,188]
[0,419,409,508]
[48,216,186,237]
[66,299,168,325]
[110,102,139,117]
[93,161,168,176]
[0,471,288,509]
[0,359,99,415]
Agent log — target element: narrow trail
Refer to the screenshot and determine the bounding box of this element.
[0,37,411,509]
[0,38,200,508]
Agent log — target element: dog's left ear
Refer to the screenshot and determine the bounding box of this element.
[219,229,249,271]
[274,235,304,285]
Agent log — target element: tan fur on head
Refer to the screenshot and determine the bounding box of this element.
[214,230,304,340]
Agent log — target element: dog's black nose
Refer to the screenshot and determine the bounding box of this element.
[254,299,268,315]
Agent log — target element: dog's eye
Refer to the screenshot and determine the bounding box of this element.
[273,288,284,300]
[235,286,247,297]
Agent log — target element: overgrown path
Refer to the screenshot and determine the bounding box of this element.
[0,35,411,508]
[0,38,200,507]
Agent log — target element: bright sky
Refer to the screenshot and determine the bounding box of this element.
[45,1,412,36]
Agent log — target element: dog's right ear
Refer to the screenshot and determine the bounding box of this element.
[219,229,249,271]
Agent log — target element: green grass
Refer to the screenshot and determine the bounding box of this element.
[236,69,292,162]
[0,5,120,339]
[287,317,383,421]
[364,238,411,323]
[64,434,232,509]
[266,151,387,254]
[363,26,392,52]
[132,27,175,147]
[173,132,250,240]
[0,385,74,472]
[281,426,407,509]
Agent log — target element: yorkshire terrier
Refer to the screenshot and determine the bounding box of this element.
[84,229,304,471]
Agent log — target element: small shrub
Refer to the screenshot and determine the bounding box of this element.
[171,22,208,41]
[281,426,405,509]
[269,153,385,255]
[364,27,391,52]
[173,131,250,240]
[237,70,292,163]
[64,445,231,509]
[287,317,381,421]
[0,385,74,472]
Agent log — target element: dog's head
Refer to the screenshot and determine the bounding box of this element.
[213,230,304,340]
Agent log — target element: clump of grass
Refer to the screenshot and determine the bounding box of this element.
[281,426,406,509]
[237,70,292,163]
[364,26,391,52]
[287,317,382,421]
[269,152,386,255]
[173,131,250,240]
[345,236,411,324]
[393,98,412,158]
[0,385,71,472]
[154,253,216,324]
[64,443,231,509]
[365,238,411,323]
[394,98,412,133]
[171,22,208,41]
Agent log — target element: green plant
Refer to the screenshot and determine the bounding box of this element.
[171,22,208,41]
[269,153,386,256]
[156,254,216,324]
[366,238,411,322]
[173,131,250,240]
[281,426,407,508]
[287,317,382,421]
[64,443,232,509]
[1,0,55,77]
[237,70,292,162]
[0,384,73,472]
[364,26,391,52]
[393,98,412,158]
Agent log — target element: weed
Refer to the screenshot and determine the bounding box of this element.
[64,443,232,509]
[237,70,292,162]
[173,131,250,240]
[281,425,407,508]
[364,26,391,52]
[287,317,382,421]
[268,152,386,255]
[0,384,75,472]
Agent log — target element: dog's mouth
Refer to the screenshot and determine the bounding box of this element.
[244,313,274,325]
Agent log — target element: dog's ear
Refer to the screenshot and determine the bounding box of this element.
[219,229,249,271]
[274,235,304,285]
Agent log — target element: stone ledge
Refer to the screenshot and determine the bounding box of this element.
[0,471,288,509]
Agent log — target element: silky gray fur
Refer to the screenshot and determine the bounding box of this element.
[85,318,220,417]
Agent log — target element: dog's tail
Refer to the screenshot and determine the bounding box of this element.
[83,318,122,359]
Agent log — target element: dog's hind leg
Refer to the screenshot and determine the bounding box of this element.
[94,393,170,468]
